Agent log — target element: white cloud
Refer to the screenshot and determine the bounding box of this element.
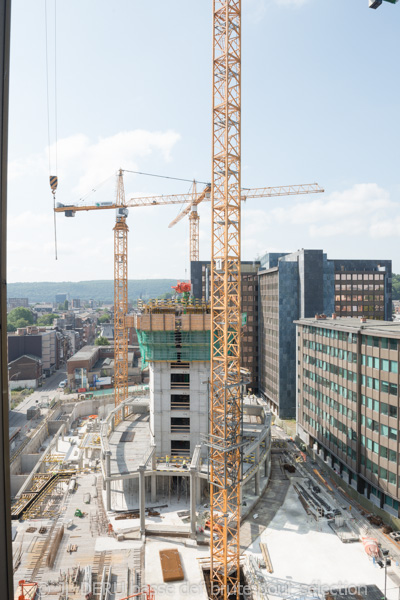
[7,127,182,282]
[271,183,393,237]
[370,217,400,239]
[9,129,181,196]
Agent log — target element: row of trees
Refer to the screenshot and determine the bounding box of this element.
[7,307,61,332]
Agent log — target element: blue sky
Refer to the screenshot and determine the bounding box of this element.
[7,0,400,283]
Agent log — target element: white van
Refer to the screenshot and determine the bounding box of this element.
[59,380,68,388]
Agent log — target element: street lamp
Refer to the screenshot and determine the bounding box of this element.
[377,549,391,600]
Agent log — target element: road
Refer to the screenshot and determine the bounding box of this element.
[8,367,67,432]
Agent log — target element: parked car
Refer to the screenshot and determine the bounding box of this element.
[59,380,68,388]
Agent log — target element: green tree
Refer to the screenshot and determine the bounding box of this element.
[14,318,30,328]
[7,323,16,332]
[8,307,34,326]
[392,274,400,302]
[95,336,110,346]
[98,312,111,323]
[37,313,59,326]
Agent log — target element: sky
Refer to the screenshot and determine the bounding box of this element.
[7,0,400,284]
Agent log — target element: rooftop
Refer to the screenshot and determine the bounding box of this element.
[295,316,400,337]
[67,345,98,363]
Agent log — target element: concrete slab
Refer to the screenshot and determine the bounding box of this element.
[109,415,151,475]
[94,536,142,552]
[246,483,396,599]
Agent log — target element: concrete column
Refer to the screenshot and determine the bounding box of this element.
[105,451,111,511]
[139,466,146,535]
[255,446,260,496]
[189,467,197,538]
[111,416,115,432]
[196,476,201,504]
[151,444,157,503]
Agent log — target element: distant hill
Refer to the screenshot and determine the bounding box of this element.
[7,280,178,304]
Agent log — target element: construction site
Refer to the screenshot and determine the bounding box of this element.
[6,1,400,600]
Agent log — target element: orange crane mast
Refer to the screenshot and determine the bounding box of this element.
[209,1,242,599]
[113,171,129,421]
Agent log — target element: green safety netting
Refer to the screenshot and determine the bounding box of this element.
[137,329,211,369]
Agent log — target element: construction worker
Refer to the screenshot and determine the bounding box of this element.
[166,455,170,467]
[182,459,187,469]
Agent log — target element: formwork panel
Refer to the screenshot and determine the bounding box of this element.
[159,548,184,582]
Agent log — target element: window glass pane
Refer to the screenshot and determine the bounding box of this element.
[389,427,397,441]
[389,450,397,462]
[389,472,396,485]
[381,402,388,415]
[381,380,389,394]
[381,359,389,372]
[389,405,398,418]
[390,339,397,350]
[381,424,389,437]
[381,338,388,349]
[380,467,388,480]
[390,361,398,374]
[373,399,379,412]
[374,357,380,369]
[390,383,398,396]
[380,446,388,459]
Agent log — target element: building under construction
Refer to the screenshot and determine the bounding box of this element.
[100,299,272,538]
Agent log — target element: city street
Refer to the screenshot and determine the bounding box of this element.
[8,367,67,432]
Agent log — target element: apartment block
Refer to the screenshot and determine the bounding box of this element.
[258,250,392,419]
[8,327,59,376]
[190,260,259,392]
[7,297,29,310]
[296,316,400,518]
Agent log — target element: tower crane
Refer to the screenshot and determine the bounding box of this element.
[55,173,323,425]
[209,1,242,598]
[168,180,324,262]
